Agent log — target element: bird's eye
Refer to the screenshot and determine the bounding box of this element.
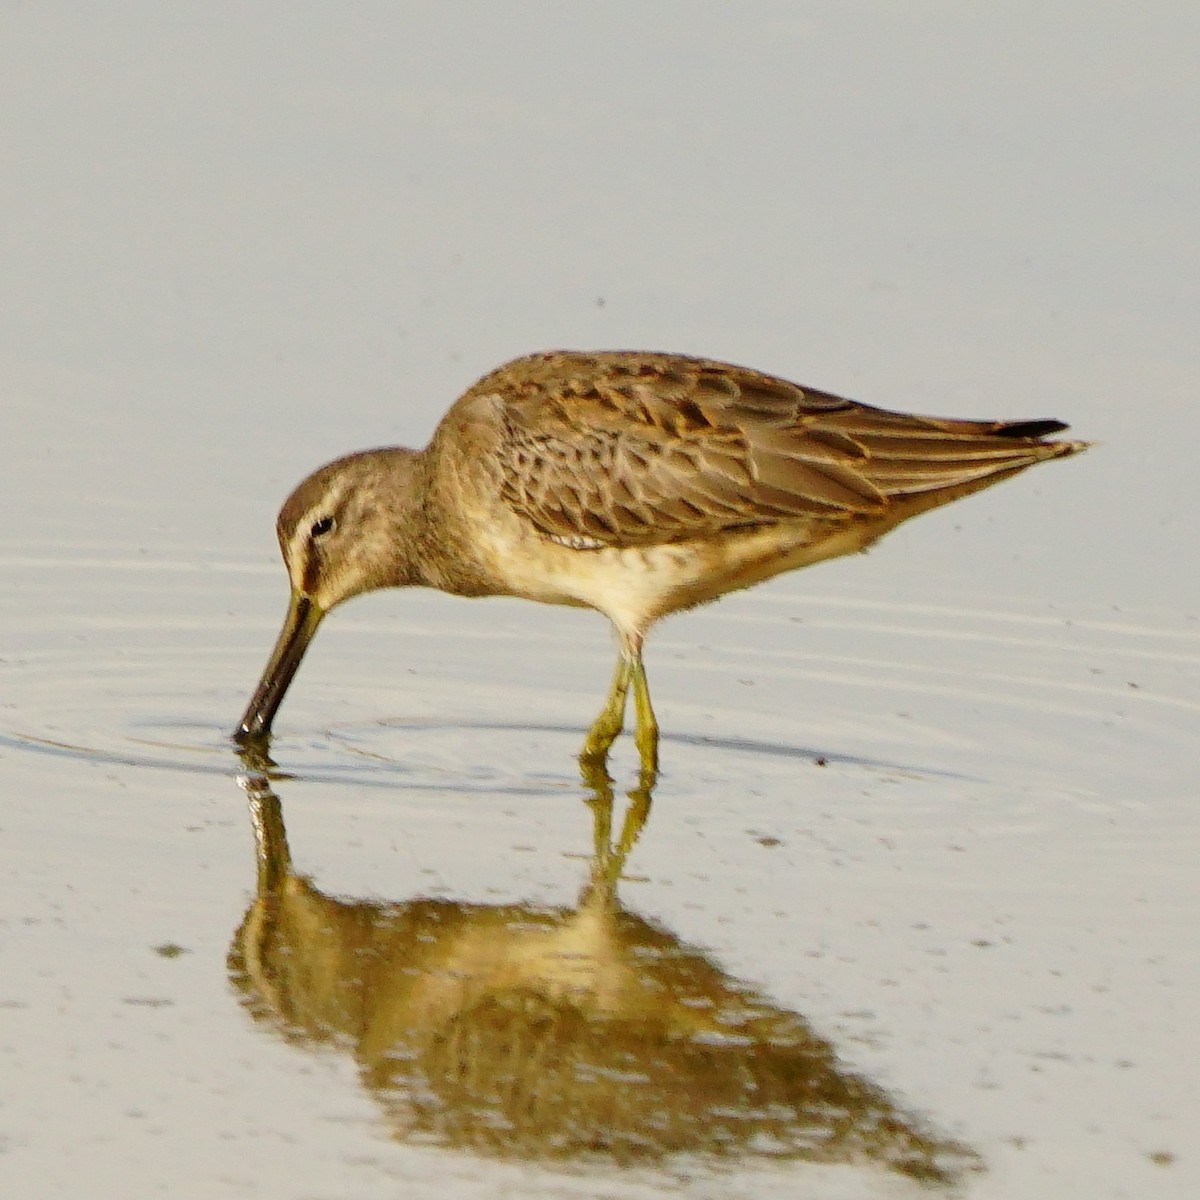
[310,516,336,539]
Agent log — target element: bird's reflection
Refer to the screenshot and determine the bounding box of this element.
[228,749,979,1187]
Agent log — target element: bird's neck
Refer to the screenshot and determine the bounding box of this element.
[401,448,501,598]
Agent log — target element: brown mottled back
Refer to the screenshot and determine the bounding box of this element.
[462,351,1082,548]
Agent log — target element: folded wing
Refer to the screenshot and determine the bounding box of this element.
[477,351,1083,548]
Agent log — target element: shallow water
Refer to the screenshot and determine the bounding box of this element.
[4,541,1196,1197]
[4,5,1199,1198]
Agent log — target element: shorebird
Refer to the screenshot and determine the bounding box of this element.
[234,350,1086,772]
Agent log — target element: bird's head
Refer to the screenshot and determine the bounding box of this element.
[234,448,421,743]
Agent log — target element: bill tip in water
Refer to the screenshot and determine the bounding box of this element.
[232,718,269,746]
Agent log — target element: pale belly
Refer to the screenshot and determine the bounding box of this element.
[474,514,878,636]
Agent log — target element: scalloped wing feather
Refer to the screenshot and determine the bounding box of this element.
[464,351,1080,548]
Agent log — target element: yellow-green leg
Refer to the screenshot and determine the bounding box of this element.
[580,630,660,778]
[629,655,659,778]
[580,653,632,764]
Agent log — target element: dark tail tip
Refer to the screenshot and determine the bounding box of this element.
[995,418,1070,439]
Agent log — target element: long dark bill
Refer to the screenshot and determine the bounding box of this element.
[234,590,325,743]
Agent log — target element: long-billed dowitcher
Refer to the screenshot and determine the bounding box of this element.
[235,351,1087,770]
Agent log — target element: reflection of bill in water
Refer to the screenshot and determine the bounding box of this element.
[228,760,980,1186]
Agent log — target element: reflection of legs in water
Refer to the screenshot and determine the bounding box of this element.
[579,756,654,895]
[235,734,655,902]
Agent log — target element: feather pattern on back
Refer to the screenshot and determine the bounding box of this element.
[461,351,1082,548]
